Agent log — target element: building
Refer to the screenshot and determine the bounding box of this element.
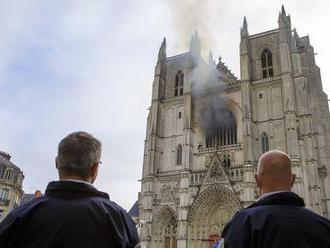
[20,190,43,206]
[128,200,139,224]
[0,151,24,222]
[138,6,330,248]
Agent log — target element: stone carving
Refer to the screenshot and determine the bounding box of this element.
[160,184,174,204]
[232,183,245,200]
[244,104,250,119]
[201,154,230,187]
[159,182,180,205]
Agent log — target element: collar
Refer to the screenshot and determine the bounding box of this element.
[248,191,305,209]
[60,179,94,186]
[45,180,109,199]
[256,191,288,202]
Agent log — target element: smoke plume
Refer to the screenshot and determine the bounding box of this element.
[191,53,229,139]
[165,0,216,55]
[165,0,231,145]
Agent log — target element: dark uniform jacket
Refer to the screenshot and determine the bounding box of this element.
[222,192,330,248]
[0,181,140,248]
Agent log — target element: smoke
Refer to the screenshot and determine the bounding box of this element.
[165,0,216,55]
[165,0,232,145]
[191,53,229,139]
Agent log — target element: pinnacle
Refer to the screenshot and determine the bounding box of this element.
[281,5,286,15]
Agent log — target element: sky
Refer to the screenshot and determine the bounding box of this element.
[0,0,329,211]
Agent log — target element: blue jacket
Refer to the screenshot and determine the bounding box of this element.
[0,181,139,248]
[222,192,330,248]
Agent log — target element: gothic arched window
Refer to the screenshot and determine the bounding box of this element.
[223,154,231,168]
[261,132,269,153]
[261,49,273,78]
[205,109,237,148]
[174,71,184,97]
[176,145,182,165]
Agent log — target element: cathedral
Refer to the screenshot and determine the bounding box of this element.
[138,6,330,248]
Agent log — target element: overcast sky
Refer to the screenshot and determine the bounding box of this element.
[0,0,329,211]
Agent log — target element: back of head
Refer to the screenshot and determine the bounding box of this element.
[257,150,294,194]
[56,131,102,180]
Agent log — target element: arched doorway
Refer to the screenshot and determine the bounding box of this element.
[188,185,242,248]
[152,206,178,248]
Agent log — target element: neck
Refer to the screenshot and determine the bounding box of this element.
[60,175,91,183]
[261,188,291,195]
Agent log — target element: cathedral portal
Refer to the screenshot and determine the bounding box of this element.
[187,185,241,248]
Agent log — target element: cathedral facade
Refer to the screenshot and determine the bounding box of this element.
[139,6,330,248]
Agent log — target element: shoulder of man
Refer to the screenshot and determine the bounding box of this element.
[1,195,46,227]
[223,208,252,230]
[222,206,268,248]
[99,199,140,248]
[223,196,330,247]
[300,206,330,227]
[0,196,46,246]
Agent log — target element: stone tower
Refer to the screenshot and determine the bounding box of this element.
[139,6,330,248]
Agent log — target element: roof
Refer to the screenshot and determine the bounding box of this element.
[0,151,21,171]
[128,200,139,218]
[20,194,35,205]
[166,52,190,62]
[216,57,238,84]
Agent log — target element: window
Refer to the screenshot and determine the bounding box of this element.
[176,145,182,165]
[0,165,4,179]
[5,169,13,180]
[178,112,181,119]
[261,132,269,153]
[206,109,237,148]
[13,172,19,183]
[174,71,184,97]
[261,49,273,78]
[259,93,263,99]
[0,188,9,200]
[223,154,231,168]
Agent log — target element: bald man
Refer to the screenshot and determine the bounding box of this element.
[222,150,330,248]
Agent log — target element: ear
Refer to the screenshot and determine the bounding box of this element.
[90,163,99,183]
[255,174,261,188]
[55,157,59,169]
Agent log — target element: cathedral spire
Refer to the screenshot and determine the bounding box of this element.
[291,28,300,52]
[293,28,299,39]
[278,6,289,29]
[281,4,286,16]
[240,16,249,38]
[208,50,215,65]
[190,31,201,59]
[278,4,291,29]
[157,37,166,62]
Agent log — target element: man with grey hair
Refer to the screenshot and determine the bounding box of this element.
[222,150,330,248]
[0,131,140,248]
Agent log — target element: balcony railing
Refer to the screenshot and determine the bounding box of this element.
[197,143,242,154]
